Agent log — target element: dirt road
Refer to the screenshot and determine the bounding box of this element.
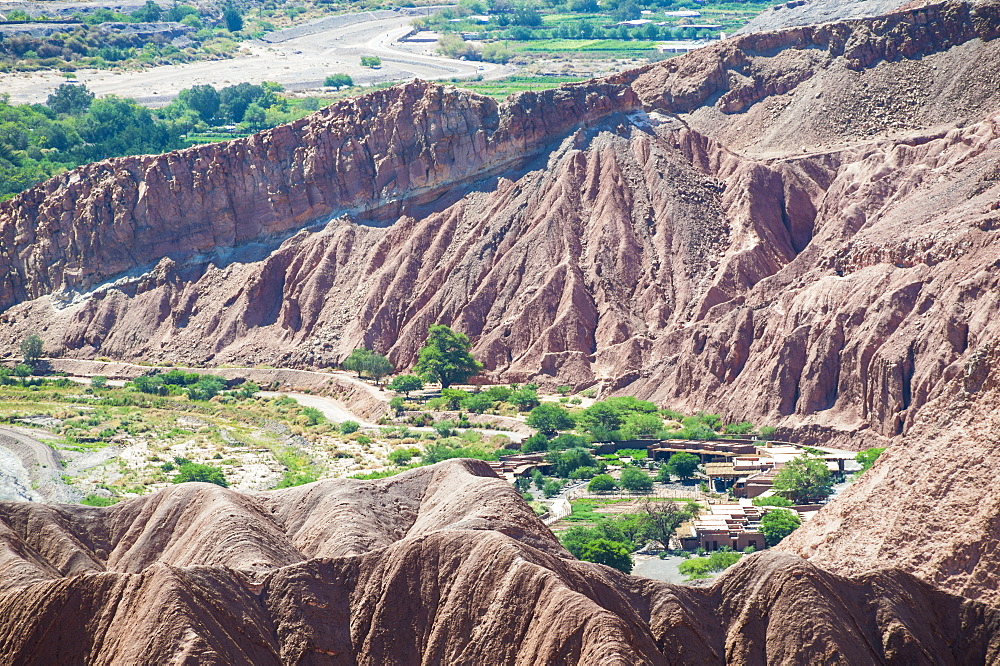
[0,426,81,503]
[0,9,509,106]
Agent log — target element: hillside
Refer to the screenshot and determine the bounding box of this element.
[2,3,998,449]
[1,459,997,664]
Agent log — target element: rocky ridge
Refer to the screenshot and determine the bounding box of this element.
[3,1,1000,448]
[0,459,997,664]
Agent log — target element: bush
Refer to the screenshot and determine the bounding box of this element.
[509,387,539,411]
[340,420,360,434]
[389,396,406,415]
[856,447,886,473]
[678,557,713,580]
[619,467,653,493]
[588,474,617,493]
[620,412,663,439]
[548,447,596,477]
[542,479,562,498]
[90,375,108,389]
[760,508,801,546]
[772,455,832,503]
[388,447,417,466]
[548,433,588,451]
[324,73,353,88]
[461,392,494,414]
[302,406,325,426]
[173,462,228,487]
[752,495,792,507]
[526,403,573,435]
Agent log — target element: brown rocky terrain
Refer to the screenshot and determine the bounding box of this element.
[3,0,1000,632]
[0,459,998,664]
[2,1,999,449]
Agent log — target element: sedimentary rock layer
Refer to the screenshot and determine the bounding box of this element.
[3,2,1000,448]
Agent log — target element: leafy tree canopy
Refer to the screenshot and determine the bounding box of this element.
[760,508,801,546]
[526,403,573,436]
[413,325,483,388]
[173,462,228,487]
[772,455,833,503]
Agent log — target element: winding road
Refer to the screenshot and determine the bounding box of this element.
[0,427,80,503]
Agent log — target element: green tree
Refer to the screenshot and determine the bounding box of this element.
[856,447,886,473]
[324,73,353,88]
[580,538,632,573]
[340,420,360,434]
[90,375,108,389]
[222,1,243,31]
[131,0,162,21]
[360,55,382,68]
[13,364,32,380]
[343,348,372,378]
[46,83,94,115]
[772,455,833,503]
[187,375,225,401]
[547,433,588,451]
[588,474,617,493]
[532,468,544,490]
[641,499,695,547]
[508,386,539,411]
[760,508,801,546]
[20,334,43,367]
[542,479,561,498]
[365,352,394,385]
[514,476,531,493]
[655,465,671,483]
[526,403,573,436]
[413,325,483,388]
[521,432,548,453]
[177,84,220,123]
[548,447,596,478]
[619,467,653,493]
[389,396,406,415]
[173,462,228,487]
[388,374,423,396]
[237,381,259,399]
[620,412,663,439]
[666,452,700,479]
[302,406,325,426]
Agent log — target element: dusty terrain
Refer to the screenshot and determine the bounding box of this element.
[3,0,1000,645]
[1,459,998,664]
[0,9,505,107]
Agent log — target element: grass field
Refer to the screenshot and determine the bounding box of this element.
[458,75,587,100]
[510,39,659,56]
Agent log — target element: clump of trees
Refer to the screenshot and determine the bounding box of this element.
[342,348,394,384]
[560,499,699,573]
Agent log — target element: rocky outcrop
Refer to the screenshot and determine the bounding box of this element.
[0,460,997,664]
[0,80,638,310]
[2,0,1000,446]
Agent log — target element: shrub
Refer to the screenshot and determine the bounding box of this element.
[388,374,423,396]
[856,447,886,473]
[324,73,353,88]
[760,508,801,546]
[723,421,756,435]
[173,462,228,487]
[301,406,325,426]
[80,494,117,506]
[521,432,548,453]
[569,466,597,479]
[619,467,653,493]
[91,375,108,389]
[361,55,382,68]
[588,474,617,493]
[678,557,713,580]
[340,420,360,434]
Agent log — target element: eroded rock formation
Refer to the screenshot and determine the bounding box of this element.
[3,2,1000,449]
[1,460,997,664]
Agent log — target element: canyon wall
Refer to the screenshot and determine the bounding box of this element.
[1,0,1000,445]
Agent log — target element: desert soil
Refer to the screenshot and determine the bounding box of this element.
[0,10,511,106]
